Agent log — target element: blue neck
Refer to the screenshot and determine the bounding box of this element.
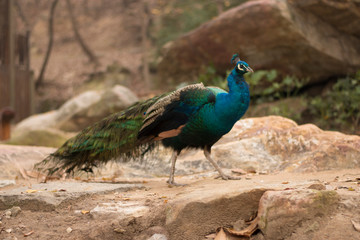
[215,69,250,124]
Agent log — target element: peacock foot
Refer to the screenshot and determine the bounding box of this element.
[166,179,187,187]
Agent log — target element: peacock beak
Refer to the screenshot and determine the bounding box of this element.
[246,66,254,73]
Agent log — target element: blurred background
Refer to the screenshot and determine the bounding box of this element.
[0,0,360,147]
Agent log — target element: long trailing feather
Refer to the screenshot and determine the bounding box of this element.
[35,94,165,175]
[36,83,215,176]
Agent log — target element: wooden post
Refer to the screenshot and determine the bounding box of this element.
[6,0,16,110]
[0,107,15,140]
[141,1,151,89]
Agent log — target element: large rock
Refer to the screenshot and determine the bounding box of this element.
[158,0,360,84]
[257,189,339,239]
[0,144,55,180]
[58,85,139,131]
[223,116,360,173]
[10,85,138,146]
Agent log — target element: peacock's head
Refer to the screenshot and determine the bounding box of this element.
[231,54,253,74]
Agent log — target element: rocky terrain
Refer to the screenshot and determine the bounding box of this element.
[1,116,360,239]
[2,0,359,239]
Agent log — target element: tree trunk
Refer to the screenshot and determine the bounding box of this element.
[36,0,58,91]
[66,0,99,67]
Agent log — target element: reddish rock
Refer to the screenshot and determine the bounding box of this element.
[227,116,360,173]
[158,0,360,84]
[257,189,339,239]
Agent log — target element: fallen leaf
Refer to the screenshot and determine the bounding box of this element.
[81,210,90,214]
[205,233,216,239]
[282,181,289,184]
[122,198,130,201]
[25,189,38,193]
[348,187,355,191]
[247,169,257,174]
[114,228,126,233]
[224,217,259,237]
[58,189,67,192]
[164,199,168,204]
[351,220,360,232]
[231,169,247,175]
[24,230,34,237]
[214,228,227,240]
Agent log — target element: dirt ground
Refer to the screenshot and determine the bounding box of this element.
[1,169,360,240]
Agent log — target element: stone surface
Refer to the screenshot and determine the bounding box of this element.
[148,234,168,240]
[0,180,16,188]
[158,0,360,84]
[257,189,339,239]
[90,201,149,219]
[7,206,21,217]
[0,144,55,180]
[58,85,138,132]
[12,85,138,138]
[0,182,143,211]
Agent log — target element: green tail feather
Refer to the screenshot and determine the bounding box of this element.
[36,94,165,175]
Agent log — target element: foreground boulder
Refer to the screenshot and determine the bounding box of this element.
[158,0,360,84]
[257,189,339,239]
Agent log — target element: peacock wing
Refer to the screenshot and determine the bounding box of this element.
[138,83,217,141]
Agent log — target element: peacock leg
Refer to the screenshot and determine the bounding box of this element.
[204,146,241,180]
[167,150,184,186]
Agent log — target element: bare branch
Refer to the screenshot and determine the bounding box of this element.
[65,0,99,66]
[14,0,30,31]
[36,0,58,91]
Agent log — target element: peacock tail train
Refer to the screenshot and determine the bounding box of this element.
[36,94,166,175]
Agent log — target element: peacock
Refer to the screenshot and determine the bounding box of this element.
[36,54,253,185]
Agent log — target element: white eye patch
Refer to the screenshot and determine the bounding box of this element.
[237,64,243,71]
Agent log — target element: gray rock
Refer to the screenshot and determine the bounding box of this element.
[8,206,21,217]
[148,234,168,240]
[90,201,149,219]
[58,85,138,132]
[12,84,138,137]
[0,180,16,188]
[0,144,55,179]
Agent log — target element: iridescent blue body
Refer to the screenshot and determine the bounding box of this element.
[162,68,250,151]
